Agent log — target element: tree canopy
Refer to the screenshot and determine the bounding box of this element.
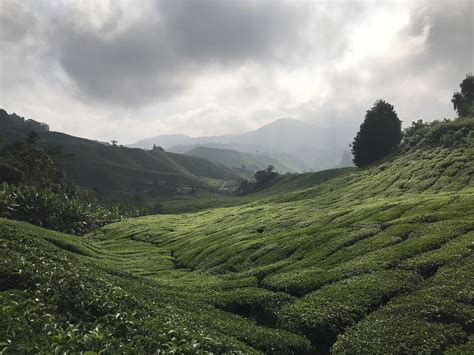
[351,100,402,167]
[452,73,474,118]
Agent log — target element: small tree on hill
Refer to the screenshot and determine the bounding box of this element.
[452,73,474,118]
[351,100,402,167]
[254,165,277,190]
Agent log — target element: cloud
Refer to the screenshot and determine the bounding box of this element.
[52,0,313,106]
[0,0,472,143]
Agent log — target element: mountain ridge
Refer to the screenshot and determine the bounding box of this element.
[129,117,356,172]
[0,109,243,197]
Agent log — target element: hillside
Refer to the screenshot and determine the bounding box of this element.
[129,118,356,172]
[2,119,473,353]
[185,146,293,173]
[0,109,243,196]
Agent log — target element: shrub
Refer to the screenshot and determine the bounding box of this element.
[403,118,474,149]
[332,255,474,354]
[277,270,421,350]
[0,183,130,234]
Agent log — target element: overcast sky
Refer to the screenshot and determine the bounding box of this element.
[0,0,472,144]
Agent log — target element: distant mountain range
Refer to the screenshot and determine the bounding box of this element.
[0,109,243,197]
[129,118,356,171]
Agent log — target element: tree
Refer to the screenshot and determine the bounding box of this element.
[110,140,118,146]
[26,130,39,145]
[235,165,278,196]
[351,100,402,167]
[452,73,474,118]
[235,179,253,196]
[254,165,277,189]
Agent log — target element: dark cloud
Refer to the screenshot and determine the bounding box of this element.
[0,1,36,42]
[52,0,312,105]
[156,0,307,62]
[0,0,472,142]
[406,0,473,74]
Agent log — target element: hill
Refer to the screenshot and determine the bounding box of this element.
[2,118,473,353]
[185,146,293,174]
[0,109,243,196]
[129,117,356,172]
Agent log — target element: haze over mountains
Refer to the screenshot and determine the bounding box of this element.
[130,118,356,172]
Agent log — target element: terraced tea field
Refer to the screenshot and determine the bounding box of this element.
[1,145,473,353]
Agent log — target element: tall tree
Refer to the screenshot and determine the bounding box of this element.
[452,73,474,118]
[351,100,402,167]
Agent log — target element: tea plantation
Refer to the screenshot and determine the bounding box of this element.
[1,130,473,352]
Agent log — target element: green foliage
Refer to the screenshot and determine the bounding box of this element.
[278,270,421,348]
[332,256,474,354]
[0,183,131,234]
[452,73,474,118]
[351,100,402,167]
[0,118,473,353]
[0,142,60,186]
[403,117,474,149]
[0,219,311,353]
[0,142,148,234]
[236,165,278,195]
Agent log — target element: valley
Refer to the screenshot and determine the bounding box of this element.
[1,1,473,353]
[2,126,473,352]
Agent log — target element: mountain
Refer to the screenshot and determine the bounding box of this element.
[0,109,243,196]
[129,118,357,172]
[185,146,293,174]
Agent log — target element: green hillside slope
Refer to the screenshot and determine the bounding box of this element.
[1,120,473,353]
[0,109,242,195]
[185,146,292,173]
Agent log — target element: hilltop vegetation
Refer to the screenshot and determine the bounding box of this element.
[0,109,243,198]
[1,118,473,353]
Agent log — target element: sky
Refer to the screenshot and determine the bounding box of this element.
[0,0,472,144]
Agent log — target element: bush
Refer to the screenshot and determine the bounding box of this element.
[403,118,474,149]
[0,183,134,234]
[277,270,421,350]
[332,255,474,354]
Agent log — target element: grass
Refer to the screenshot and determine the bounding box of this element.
[1,140,473,353]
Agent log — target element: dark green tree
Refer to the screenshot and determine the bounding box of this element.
[351,100,402,167]
[254,165,277,190]
[452,73,474,118]
[235,179,253,196]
